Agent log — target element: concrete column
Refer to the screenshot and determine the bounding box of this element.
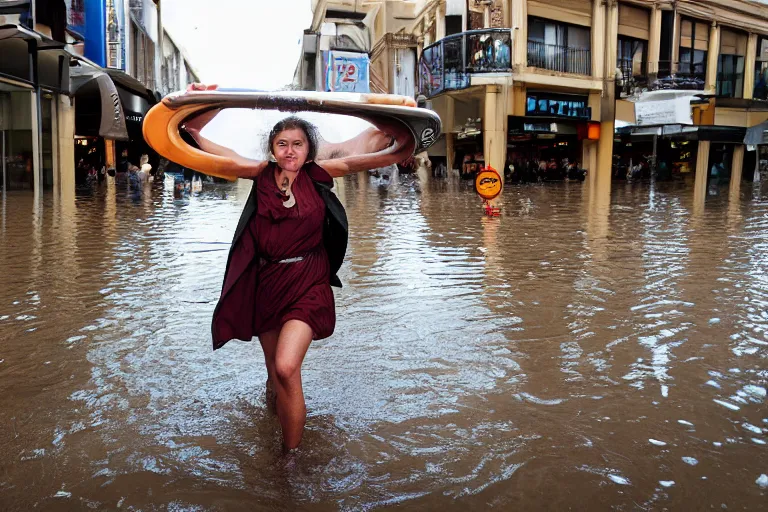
[694,140,711,208]
[582,140,598,175]
[510,0,527,72]
[672,11,681,72]
[596,0,618,187]
[647,6,662,79]
[156,0,164,95]
[57,95,75,197]
[51,93,59,192]
[592,0,606,79]
[483,84,506,178]
[512,83,526,116]
[744,33,758,100]
[104,139,116,170]
[705,22,721,94]
[436,3,446,41]
[730,144,745,198]
[30,89,41,194]
[445,95,456,171]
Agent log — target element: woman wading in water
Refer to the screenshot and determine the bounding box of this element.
[184,84,415,450]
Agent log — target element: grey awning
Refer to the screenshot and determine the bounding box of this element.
[71,64,129,141]
[0,23,39,41]
[744,120,768,146]
[0,1,31,15]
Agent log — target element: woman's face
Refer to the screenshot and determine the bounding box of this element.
[272,128,309,172]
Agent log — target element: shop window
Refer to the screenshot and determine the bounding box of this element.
[678,18,707,88]
[526,93,590,119]
[617,36,646,80]
[717,29,747,98]
[755,37,768,100]
[445,15,463,37]
[527,17,591,75]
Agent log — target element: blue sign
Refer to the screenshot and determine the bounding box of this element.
[324,51,370,93]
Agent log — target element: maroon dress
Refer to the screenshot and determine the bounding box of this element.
[248,166,336,339]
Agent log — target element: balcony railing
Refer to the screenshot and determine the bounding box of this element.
[527,41,591,76]
[418,28,511,98]
[617,57,648,96]
[653,61,705,90]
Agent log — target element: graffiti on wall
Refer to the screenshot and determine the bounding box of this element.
[324,51,370,93]
[66,0,86,33]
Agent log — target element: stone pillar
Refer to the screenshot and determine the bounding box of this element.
[445,95,455,171]
[694,141,711,208]
[582,140,598,175]
[744,33,758,100]
[672,11,681,72]
[156,0,165,95]
[483,84,506,178]
[647,6,662,81]
[730,144,745,198]
[591,0,606,79]
[104,139,116,170]
[596,0,618,187]
[705,22,721,94]
[30,89,41,194]
[57,95,75,198]
[436,3,446,41]
[510,0,527,72]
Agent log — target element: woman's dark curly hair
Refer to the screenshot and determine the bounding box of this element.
[267,116,320,162]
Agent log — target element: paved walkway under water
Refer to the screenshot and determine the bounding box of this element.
[1,173,767,510]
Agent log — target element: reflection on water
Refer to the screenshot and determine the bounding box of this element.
[1,175,767,510]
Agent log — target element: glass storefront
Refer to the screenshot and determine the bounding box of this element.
[0,84,34,191]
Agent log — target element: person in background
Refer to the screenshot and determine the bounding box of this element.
[138,154,152,183]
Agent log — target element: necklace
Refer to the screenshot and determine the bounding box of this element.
[276,168,296,208]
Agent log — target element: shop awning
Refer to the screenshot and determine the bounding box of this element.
[103,68,156,121]
[0,1,31,15]
[70,64,129,141]
[744,120,768,145]
[0,22,38,41]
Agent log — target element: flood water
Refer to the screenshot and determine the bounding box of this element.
[1,172,767,510]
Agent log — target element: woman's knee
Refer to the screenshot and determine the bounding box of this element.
[274,357,301,386]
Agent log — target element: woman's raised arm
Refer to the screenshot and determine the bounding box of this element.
[316,116,415,178]
[182,84,268,179]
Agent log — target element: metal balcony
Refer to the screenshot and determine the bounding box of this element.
[527,41,591,76]
[653,61,706,90]
[617,57,648,97]
[418,28,512,98]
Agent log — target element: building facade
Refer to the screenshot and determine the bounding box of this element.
[296,0,768,203]
[0,0,199,196]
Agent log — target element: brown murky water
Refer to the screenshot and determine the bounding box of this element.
[1,173,767,510]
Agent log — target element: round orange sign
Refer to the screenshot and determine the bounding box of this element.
[475,166,502,200]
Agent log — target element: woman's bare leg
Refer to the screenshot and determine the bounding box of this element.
[259,330,280,412]
[273,319,314,450]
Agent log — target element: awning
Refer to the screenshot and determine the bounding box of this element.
[70,64,129,141]
[0,23,67,91]
[744,120,768,145]
[103,68,156,121]
[0,1,31,15]
[0,22,39,41]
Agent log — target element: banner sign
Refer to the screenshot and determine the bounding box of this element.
[324,51,370,93]
[635,97,693,126]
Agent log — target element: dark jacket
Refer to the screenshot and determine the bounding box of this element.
[210,162,348,350]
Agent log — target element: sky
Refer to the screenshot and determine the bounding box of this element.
[160,0,371,157]
[162,0,313,89]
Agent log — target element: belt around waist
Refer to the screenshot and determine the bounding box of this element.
[259,255,305,266]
